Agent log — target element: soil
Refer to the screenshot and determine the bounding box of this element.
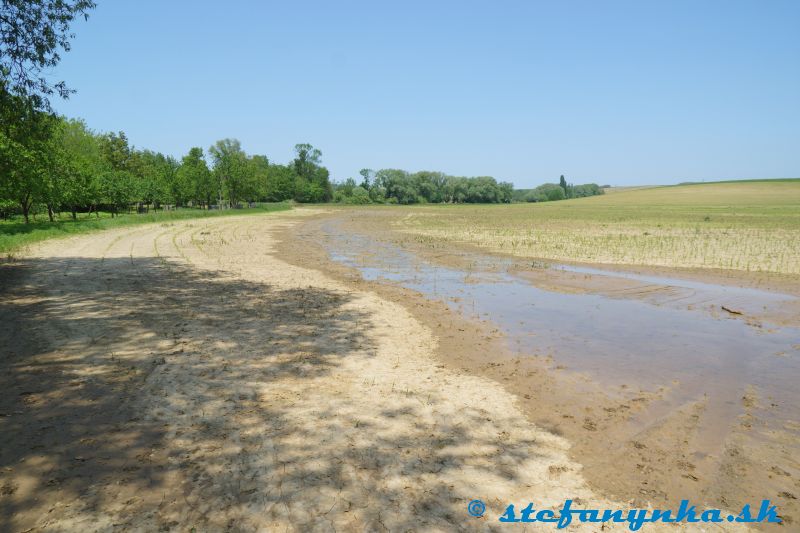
[277,208,800,530]
[0,210,700,531]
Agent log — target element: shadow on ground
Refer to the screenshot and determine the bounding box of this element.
[0,255,541,530]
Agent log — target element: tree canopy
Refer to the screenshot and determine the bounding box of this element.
[0,5,603,222]
[1,0,96,110]
[512,178,604,203]
[0,116,339,221]
[333,169,514,204]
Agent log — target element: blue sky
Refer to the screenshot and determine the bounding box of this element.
[52,1,799,187]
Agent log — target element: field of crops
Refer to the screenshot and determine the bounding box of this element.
[393,180,800,275]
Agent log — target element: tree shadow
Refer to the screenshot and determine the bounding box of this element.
[0,255,550,531]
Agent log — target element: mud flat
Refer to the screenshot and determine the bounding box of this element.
[0,210,699,531]
[280,208,800,529]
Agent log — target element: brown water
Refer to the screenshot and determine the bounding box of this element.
[319,219,800,456]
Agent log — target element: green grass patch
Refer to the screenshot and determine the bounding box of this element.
[0,203,292,255]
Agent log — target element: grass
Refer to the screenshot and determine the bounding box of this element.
[391,180,800,275]
[0,203,292,255]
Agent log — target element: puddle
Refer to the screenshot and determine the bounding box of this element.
[319,219,800,455]
[554,263,795,318]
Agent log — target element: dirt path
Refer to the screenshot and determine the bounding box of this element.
[0,210,713,531]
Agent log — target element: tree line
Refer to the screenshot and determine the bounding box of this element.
[0,1,336,223]
[0,111,334,222]
[511,175,605,202]
[333,169,514,204]
[1,1,604,223]
[334,170,604,205]
[2,105,602,223]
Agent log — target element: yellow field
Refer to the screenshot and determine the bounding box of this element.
[392,180,800,275]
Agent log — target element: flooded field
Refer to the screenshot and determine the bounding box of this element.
[306,211,800,525]
[7,212,634,531]
[4,208,798,530]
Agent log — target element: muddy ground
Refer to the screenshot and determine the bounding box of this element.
[279,208,800,530]
[0,209,712,532]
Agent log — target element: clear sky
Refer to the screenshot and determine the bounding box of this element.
[51,0,799,187]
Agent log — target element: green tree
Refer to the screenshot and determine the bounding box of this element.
[571,183,604,198]
[99,131,132,172]
[292,143,321,178]
[359,168,373,190]
[545,184,566,201]
[56,118,105,218]
[99,169,134,216]
[0,103,54,222]
[0,0,97,110]
[376,169,418,204]
[349,186,370,204]
[131,150,177,209]
[340,177,356,196]
[443,175,468,203]
[497,181,514,203]
[411,171,447,203]
[264,163,296,202]
[176,147,213,207]
[248,154,270,201]
[0,0,96,221]
[40,118,72,221]
[96,131,135,214]
[292,143,332,202]
[559,174,568,197]
[209,138,256,207]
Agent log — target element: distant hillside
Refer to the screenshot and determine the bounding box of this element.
[676,178,800,186]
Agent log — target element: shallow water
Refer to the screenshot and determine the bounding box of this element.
[320,220,800,451]
[556,263,795,316]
